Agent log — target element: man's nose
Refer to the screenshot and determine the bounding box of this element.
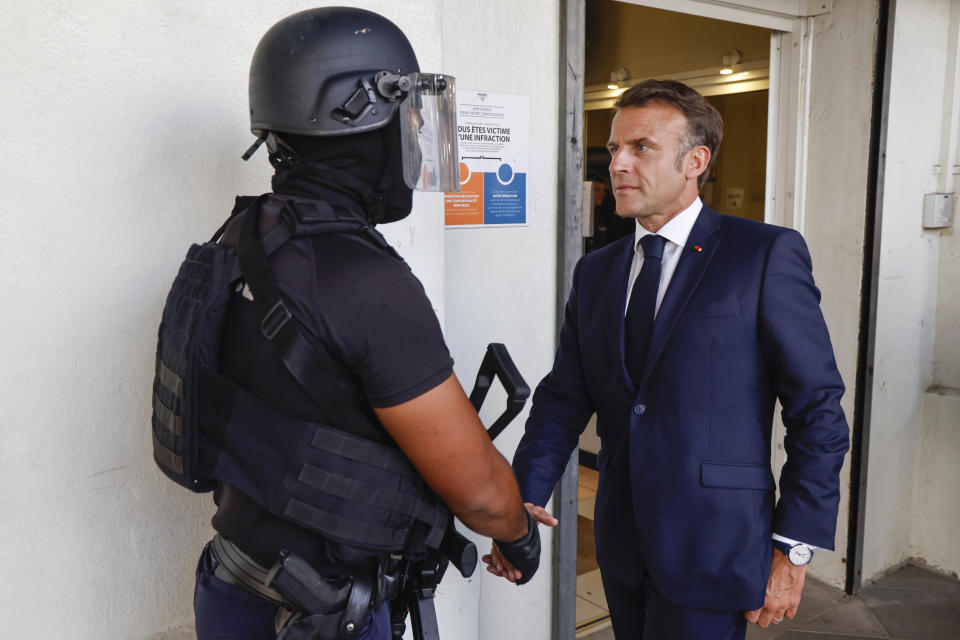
[609,149,628,173]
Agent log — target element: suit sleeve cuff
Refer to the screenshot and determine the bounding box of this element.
[772,532,819,550]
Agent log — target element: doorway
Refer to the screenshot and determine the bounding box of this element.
[574,1,772,633]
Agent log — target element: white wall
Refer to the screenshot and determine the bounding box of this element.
[912,391,960,577]
[911,0,960,574]
[439,2,560,639]
[932,195,960,386]
[920,160,960,581]
[0,1,558,638]
[864,0,960,582]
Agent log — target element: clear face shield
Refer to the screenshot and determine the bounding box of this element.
[395,73,459,192]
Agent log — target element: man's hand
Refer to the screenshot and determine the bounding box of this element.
[744,547,806,627]
[482,503,557,583]
[523,503,559,528]
[483,542,521,583]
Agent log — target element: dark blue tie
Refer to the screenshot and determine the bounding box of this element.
[625,234,666,384]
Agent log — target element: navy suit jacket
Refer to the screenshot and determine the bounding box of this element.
[513,205,849,611]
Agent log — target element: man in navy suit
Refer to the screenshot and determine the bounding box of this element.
[484,80,849,638]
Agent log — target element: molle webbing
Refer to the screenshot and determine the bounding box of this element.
[152,239,236,492]
[150,195,354,491]
[201,369,449,551]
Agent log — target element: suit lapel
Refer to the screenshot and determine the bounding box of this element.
[604,236,637,391]
[638,206,723,388]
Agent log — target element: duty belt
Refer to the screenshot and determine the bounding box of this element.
[208,535,402,640]
[210,534,288,605]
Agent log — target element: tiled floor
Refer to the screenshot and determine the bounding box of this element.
[578,561,960,639]
[576,465,611,634]
[741,563,960,639]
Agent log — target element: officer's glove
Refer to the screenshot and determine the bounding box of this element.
[493,507,541,585]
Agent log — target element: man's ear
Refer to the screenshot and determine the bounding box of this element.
[686,145,711,181]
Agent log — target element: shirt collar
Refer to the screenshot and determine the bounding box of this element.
[634,197,703,254]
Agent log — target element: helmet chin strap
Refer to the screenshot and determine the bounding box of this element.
[239,132,304,170]
[241,132,268,161]
[265,133,303,171]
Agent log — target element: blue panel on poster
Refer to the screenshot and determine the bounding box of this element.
[483,171,526,225]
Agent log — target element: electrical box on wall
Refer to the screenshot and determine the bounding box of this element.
[923,193,955,229]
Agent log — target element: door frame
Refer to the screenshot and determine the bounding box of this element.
[553,2,841,637]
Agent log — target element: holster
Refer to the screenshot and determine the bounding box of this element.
[275,572,371,640]
[269,551,382,640]
[209,535,400,640]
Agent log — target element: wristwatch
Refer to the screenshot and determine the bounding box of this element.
[773,540,814,566]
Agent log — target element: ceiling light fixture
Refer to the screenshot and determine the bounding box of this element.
[607,66,630,90]
[720,49,742,75]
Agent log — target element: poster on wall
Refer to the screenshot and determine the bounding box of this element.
[444,90,530,227]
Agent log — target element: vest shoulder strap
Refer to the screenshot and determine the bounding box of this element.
[235,195,382,440]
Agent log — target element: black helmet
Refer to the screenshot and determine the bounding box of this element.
[245,7,460,194]
[248,7,419,138]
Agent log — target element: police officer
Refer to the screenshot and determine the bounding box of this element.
[190,7,540,640]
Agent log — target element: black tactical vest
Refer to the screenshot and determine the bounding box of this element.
[151,194,450,553]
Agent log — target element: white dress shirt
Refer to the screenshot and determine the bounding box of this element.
[624,197,702,316]
[621,197,813,552]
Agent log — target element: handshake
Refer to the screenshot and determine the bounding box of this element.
[482,502,558,585]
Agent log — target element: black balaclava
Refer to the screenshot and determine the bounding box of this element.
[271,114,414,225]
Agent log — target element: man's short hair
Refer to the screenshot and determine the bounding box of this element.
[615,79,723,189]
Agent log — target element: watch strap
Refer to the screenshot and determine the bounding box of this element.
[772,539,793,556]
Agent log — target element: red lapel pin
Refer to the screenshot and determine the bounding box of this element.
[693,245,703,252]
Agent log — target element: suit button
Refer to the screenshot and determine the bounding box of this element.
[634,404,646,415]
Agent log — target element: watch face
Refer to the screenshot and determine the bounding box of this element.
[789,545,813,565]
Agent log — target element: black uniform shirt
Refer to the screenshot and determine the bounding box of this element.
[213,226,454,572]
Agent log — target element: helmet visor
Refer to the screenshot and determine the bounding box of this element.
[399,73,459,192]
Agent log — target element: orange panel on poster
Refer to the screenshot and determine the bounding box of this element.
[444,162,484,225]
